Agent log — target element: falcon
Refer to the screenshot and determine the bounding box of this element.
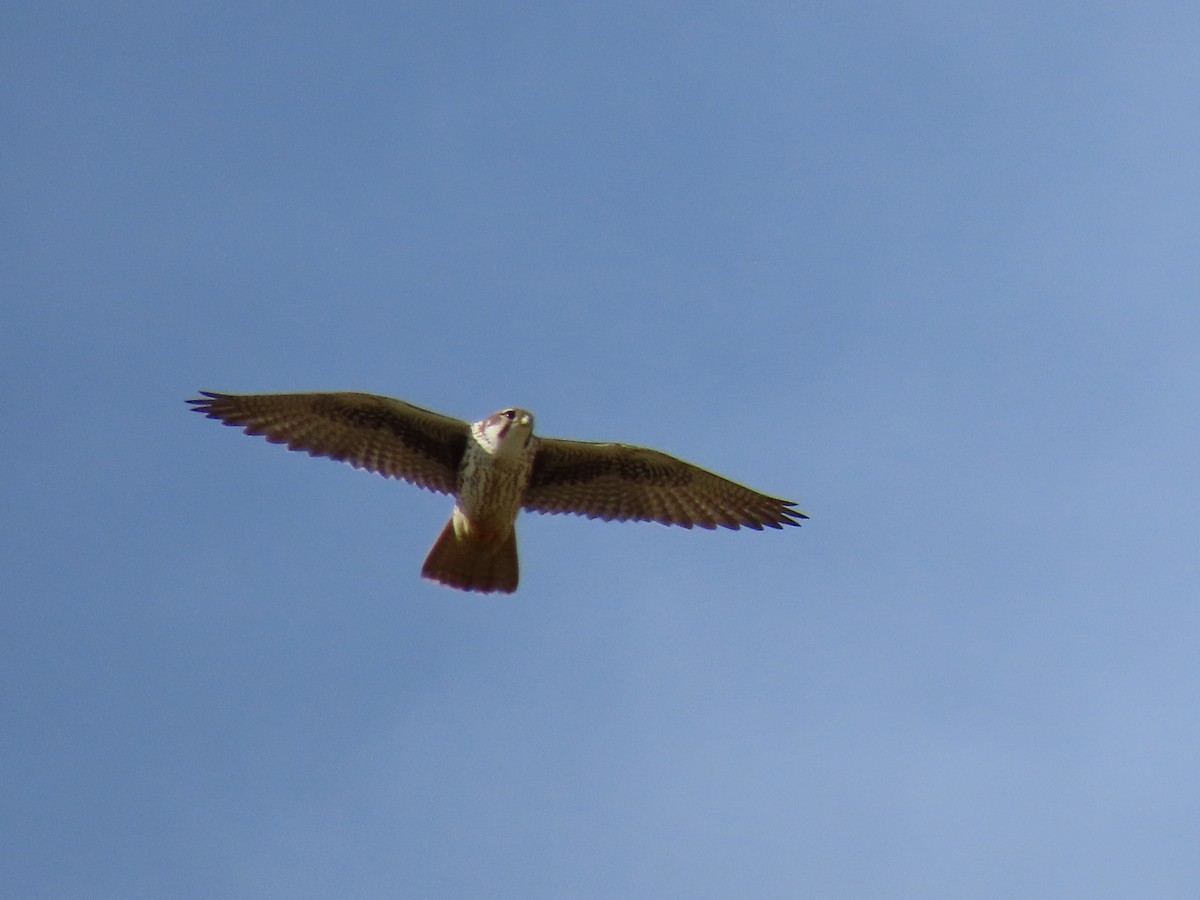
[187,391,807,593]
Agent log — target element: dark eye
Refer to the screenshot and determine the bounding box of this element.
[503,409,515,419]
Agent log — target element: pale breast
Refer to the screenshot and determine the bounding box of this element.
[457,442,533,529]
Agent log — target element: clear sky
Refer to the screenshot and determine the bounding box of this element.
[4,2,1199,897]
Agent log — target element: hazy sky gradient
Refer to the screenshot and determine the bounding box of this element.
[4,3,1199,897]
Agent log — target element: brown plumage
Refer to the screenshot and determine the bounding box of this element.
[188,390,807,592]
[422,517,520,593]
[525,439,803,530]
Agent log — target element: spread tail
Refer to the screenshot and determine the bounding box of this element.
[421,516,519,594]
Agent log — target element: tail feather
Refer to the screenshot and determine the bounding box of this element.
[421,517,519,594]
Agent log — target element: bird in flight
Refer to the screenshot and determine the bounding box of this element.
[188,391,807,594]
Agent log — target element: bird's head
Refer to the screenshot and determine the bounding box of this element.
[475,408,536,456]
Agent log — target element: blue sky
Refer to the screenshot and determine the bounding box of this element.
[4,2,1199,897]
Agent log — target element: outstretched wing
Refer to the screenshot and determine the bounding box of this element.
[523,438,807,530]
[187,391,469,495]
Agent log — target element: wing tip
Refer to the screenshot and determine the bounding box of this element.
[780,509,809,527]
[768,501,809,528]
[186,389,225,408]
